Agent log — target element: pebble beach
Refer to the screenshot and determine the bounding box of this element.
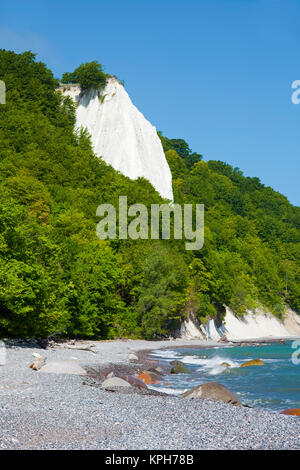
[0,338,299,450]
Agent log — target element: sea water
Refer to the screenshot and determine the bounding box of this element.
[149,341,300,412]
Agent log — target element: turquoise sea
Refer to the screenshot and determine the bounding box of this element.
[150,341,300,412]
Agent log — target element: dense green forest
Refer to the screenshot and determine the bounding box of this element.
[0,50,299,339]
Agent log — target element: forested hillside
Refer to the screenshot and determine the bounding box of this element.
[0,50,299,339]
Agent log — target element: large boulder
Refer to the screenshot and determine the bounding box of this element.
[40,361,87,375]
[182,381,242,406]
[240,359,264,368]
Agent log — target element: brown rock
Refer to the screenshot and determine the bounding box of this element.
[138,371,160,385]
[182,381,242,406]
[119,374,148,389]
[280,408,300,417]
[104,371,148,389]
[240,359,264,368]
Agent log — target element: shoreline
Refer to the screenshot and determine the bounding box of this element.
[0,337,299,450]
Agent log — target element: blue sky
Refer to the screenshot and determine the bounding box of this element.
[1,0,299,206]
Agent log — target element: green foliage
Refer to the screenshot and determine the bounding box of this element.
[61,61,107,90]
[158,133,202,169]
[137,245,189,338]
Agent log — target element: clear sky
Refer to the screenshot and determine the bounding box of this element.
[1,0,299,206]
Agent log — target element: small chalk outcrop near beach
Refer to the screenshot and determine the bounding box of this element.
[179,306,300,341]
[179,314,207,340]
[222,307,300,341]
[60,78,173,201]
[182,382,242,406]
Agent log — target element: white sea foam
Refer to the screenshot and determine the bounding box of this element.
[191,355,241,375]
[148,385,187,396]
[150,349,181,360]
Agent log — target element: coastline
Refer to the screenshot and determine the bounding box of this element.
[0,337,299,450]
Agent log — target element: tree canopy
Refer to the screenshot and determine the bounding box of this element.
[61,61,107,90]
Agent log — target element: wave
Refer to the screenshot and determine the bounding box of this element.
[147,385,187,396]
[150,349,181,360]
[181,355,241,375]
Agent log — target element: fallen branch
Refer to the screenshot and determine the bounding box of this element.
[51,343,98,354]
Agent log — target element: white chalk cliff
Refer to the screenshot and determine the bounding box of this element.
[60,79,173,200]
[179,307,300,341]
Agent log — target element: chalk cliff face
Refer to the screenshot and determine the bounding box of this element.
[179,307,300,341]
[60,78,173,200]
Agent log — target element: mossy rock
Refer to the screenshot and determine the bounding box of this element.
[170,360,185,367]
[170,364,190,374]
